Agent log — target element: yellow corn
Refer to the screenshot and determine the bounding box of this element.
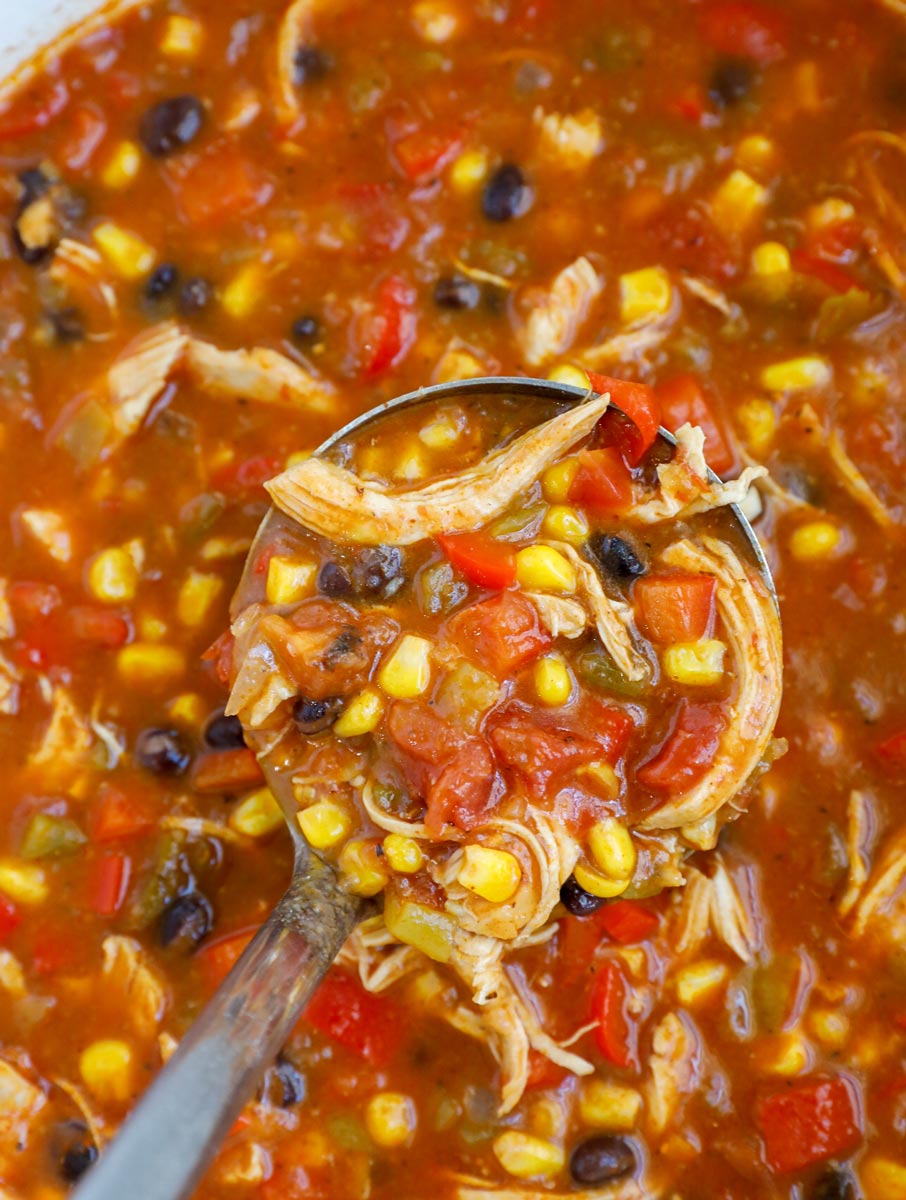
[265,555,317,605]
[493,1131,564,1180]
[541,457,578,504]
[384,889,456,963]
[166,692,207,727]
[533,655,572,707]
[619,266,673,324]
[0,859,48,905]
[338,839,389,897]
[80,1039,133,1104]
[419,413,461,449]
[861,1158,906,1199]
[229,788,283,838]
[434,348,485,384]
[87,546,139,604]
[547,364,590,389]
[675,959,729,1006]
[159,13,203,57]
[297,801,352,850]
[761,355,832,393]
[116,643,186,687]
[176,570,223,628]
[711,170,768,240]
[805,197,855,231]
[378,635,432,699]
[764,1031,810,1076]
[572,862,629,899]
[284,450,310,469]
[411,0,462,43]
[588,818,636,881]
[100,141,142,189]
[789,520,841,561]
[137,613,168,641]
[663,639,726,687]
[449,147,491,192]
[93,221,156,279]
[734,134,777,178]
[221,264,266,319]
[393,444,430,482]
[579,1080,642,1131]
[333,687,385,737]
[737,398,776,454]
[19,508,71,563]
[408,968,446,1006]
[365,1092,417,1147]
[542,505,588,546]
[750,241,790,276]
[808,1008,849,1050]
[458,845,522,904]
[383,834,424,874]
[578,761,620,800]
[515,545,576,592]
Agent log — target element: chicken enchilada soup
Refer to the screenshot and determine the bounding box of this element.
[0,0,905,1196]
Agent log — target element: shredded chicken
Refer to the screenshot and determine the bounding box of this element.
[517,256,602,367]
[26,686,93,784]
[273,0,344,126]
[18,507,73,563]
[672,860,759,962]
[0,579,15,639]
[0,951,26,997]
[216,1142,271,1185]
[645,1013,700,1135]
[524,592,587,639]
[838,790,874,919]
[0,1060,45,1158]
[580,314,676,371]
[827,428,897,529]
[534,107,605,170]
[846,824,906,937]
[0,649,21,716]
[102,936,169,1037]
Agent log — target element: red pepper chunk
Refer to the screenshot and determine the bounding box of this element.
[634,573,717,643]
[305,969,403,1066]
[0,895,21,943]
[361,274,417,378]
[700,0,789,66]
[437,532,516,590]
[587,372,662,466]
[90,784,155,843]
[197,928,257,989]
[791,250,866,295]
[90,854,131,916]
[68,606,130,649]
[0,78,69,141]
[393,126,464,183]
[757,1076,862,1174]
[877,729,906,770]
[638,701,726,794]
[597,899,660,944]
[590,960,636,1068]
[447,591,550,677]
[568,447,634,515]
[192,748,265,793]
[165,144,274,228]
[656,374,735,476]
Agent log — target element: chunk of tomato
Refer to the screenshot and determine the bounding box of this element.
[386,700,461,765]
[590,960,636,1068]
[447,590,550,677]
[0,895,21,943]
[304,969,404,1066]
[197,928,256,989]
[637,701,726,794]
[426,736,498,834]
[68,606,130,649]
[489,707,607,798]
[568,447,634,514]
[437,532,516,590]
[166,144,274,228]
[59,105,107,171]
[587,372,661,466]
[202,629,235,688]
[634,573,717,643]
[90,783,155,843]
[756,1076,862,1174]
[596,899,660,944]
[392,125,464,183]
[655,374,735,475]
[700,0,788,66]
[192,748,265,793]
[878,729,906,769]
[360,274,417,378]
[0,78,68,141]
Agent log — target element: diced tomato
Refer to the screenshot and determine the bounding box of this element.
[700,1,788,66]
[437,532,516,590]
[360,275,417,378]
[386,700,462,765]
[638,701,726,794]
[877,729,906,770]
[68,606,130,649]
[634,573,717,643]
[447,590,550,677]
[90,783,155,843]
[197,928,257,989]
[304,969,404,1066]
[10,583,68,669]
[668,84,708,124]
[9,581,61,622]
[0,894,21,943]
[590,960,636,1068]
[650,205,739,283]
[587,373,662,467]
[203,629,235,687]
[525,1050,568,1091]
[335,182,411,260]
[392,125,464,183]
[791,250,865,295]
[192,748,265,793]
[166,144,274,228]
[59,105,107,171]
[756,1076,862,1174]
[568,447,634,514]
[0,78,69,141]
[655,375,735,475]
[582,698,635,762]
[31,926,79,975]
[426,736,498,833]
[90,854,131,916]
[596,899,660,944]
[211,453,283,496]
[804,220,862,263]
[489,707,608,797]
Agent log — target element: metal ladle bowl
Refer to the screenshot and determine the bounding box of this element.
[73,377,776,1200]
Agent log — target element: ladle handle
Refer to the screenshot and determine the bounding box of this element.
[73,855,361,1200]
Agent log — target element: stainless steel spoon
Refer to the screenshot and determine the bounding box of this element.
[72,376,775,1200]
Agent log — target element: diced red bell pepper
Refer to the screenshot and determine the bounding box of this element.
[426,736,498,834]
[59,105,107,171]
[877,729,906,770]
[0,894,21,943]
[90,784,155,843]
[587,372,662,466]
[0,78,69,141]
[447,590,551,677]
[335,181,411,260]
[211,453,283,496]
[651,206,739,283]
[700,1,789,66]
[392,125,464,184]
[596,899,660,944]
[590,960,636,1068]
[634,572,717,643]
[197,928,257,988]
[525,1050,569,1091]
[166,144,274,228]
[68,606,130,649]
[202,629,235,687]
[756,1076,862,1174]
[638,700,726,794]
[437,532,516,590]
[304,969,404,1066]
[192,748,265,793]
[655,374,735,476]
[90,854,131,916]
[360,274,417,378]
[568,447,634,514]
[791,250,866,295]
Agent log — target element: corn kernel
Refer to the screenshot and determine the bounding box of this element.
[751,241,790,276]
[578,761,620,800]
[297,800,352,850]
[408,968,446,1005]
[675,959,729,1006]
[735,135,777,178]
[761,355,832,393]
[663,639,726,687]
[93,221,156,279]
[541,457,578,504]
[419,414,461,449]
[789,520,841,562]
[339,839,389,897]
[159,14,203,57]
[435,348,485,384]
[378,635,432,699]
[86,546,139,604]
[285,450,310,469]
[449,147,490,192]
[365,1092,417,1147]
[383,834,424,874]
[116,643,186,687]
[808,1008,849,1050]
[806,197,856,231]
[137,613,168,641]
[619,266,673,324]
[458,844,522,904]
[221,264,266,320]
[515,545,576,592]
[394,444,429,481]
[737,398,776,454]
[861,1158,906,1199]
[588,818,636,881]
[493,1131,564,1180]
[542,504,588,546]
[573,862,629,899]
[265,555,317,605]
[711,170,768,240]
[411,0,462,43]
[0,859,48,905]
[176,570,223,628]
[229,788,283,838]
[100,141,142,189]
[80,1039,133,1104]
[333,687,385,737]
[579,1080,642,1131]
[764,1031,811,1076]
[384,889,456,963]
[546,364,590,389]
[166,692,207,727]
[533,655,572,707]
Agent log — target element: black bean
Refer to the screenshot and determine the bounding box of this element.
[159,892,213,951]
[433,274,481,310]
[179,276,213,314]
[18,166,51,206]
[293,45,332,85]
[54,1122,97,1183]
[587,533,647,581]
[135,727,190,775]
[273,1056,306,1106]
[145,262,179,300]
[293,695,344,734]
[811,1166,858,1200]
[560,874,606,916]
[353,545,404,597]
[204,712,246,750]
[318,560,353,597]
[47,307,85,343]
[569,1136,637,1185]
[708,57,755,107]
[481,163,533,222]
[291,314,321,343]
[139,95,205,157]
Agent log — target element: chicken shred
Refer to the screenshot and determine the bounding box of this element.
[673,860,759,962]
[517,256,602,367]
[534,107,605,169]
[645,1012,701,1135]
[102,936,169,1038]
